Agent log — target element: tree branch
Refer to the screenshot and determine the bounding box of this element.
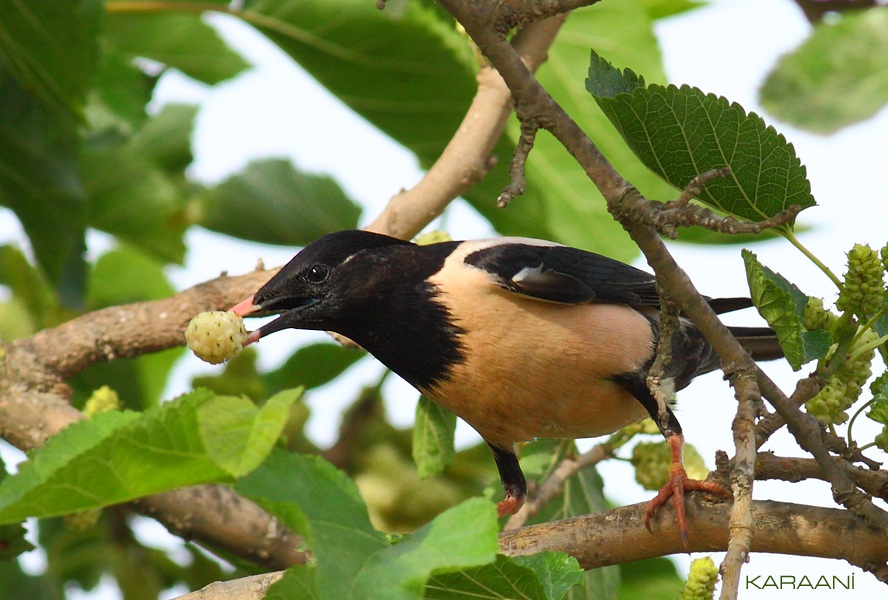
[721,371,759,599]
[0,268,310,570]
[175,498,888,599]
[502,498,888,580]
[365,15,567,239]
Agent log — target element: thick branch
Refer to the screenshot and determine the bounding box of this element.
[0,269,311,570]
[502,498,888,579]
[178,498,888,599]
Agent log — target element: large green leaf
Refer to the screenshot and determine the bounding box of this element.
[412,396,456,479]
[241,450,503,600]
[86,47,156,135]
[616,557,683,600]
[265,342,365,391]
[586,51,816,224]
[105,11,249,85]
[519,439,620,599]
[425,553,582,600]
[237,450,389,599]
[0,68,86,294]
[761,7,888,134]
[81,105,196,264]
[742,250,830,370]
[350,498,499,598]
[198,158,362,246]
[0,389,297,523]
[243,0,476,162]
[0,0,102,123]
[129,103,199,173]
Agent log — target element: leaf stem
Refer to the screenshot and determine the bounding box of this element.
[780,227,843,290]
[846,396,877,449]
[848,333,888,365]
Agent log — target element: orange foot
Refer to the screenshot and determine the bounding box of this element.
[643,435,731,551]
[496,493,525,518]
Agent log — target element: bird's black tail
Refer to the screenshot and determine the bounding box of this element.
[729,326,784,362]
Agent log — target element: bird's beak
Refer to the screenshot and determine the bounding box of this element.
[230,294,322,346]
[230,296,262,346]
[231,296,258,317]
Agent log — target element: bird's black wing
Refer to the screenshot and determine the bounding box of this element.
[463,241,662,306]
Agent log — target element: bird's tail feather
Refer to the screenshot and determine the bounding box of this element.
[729,326,784,362]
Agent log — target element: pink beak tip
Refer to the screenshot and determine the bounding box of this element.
[244,329,261,347]
[230,296,255,317]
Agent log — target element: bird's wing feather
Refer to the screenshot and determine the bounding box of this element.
[463,242,662,306]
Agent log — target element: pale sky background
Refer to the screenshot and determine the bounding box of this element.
[2,0,887,598]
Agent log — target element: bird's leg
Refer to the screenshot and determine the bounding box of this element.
[643,432,731,551]
[488,443,527,517]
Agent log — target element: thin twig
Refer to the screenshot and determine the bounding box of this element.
[646,287,681,429]
[755,375,822,448]
[498,118,539,207]
[757,372,888,530]
[503,442,613,530]
[755,452,888,502]
[720,371,759,600]
[666,167,733,208]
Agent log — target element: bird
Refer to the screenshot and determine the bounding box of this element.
[230,229,781,548]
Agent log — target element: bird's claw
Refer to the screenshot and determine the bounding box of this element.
[643,462,731,552]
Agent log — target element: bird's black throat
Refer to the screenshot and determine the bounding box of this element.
[328,242,467,392]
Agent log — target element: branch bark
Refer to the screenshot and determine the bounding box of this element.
[175,498,888,599]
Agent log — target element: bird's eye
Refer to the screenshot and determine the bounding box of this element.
[305,264,329,284]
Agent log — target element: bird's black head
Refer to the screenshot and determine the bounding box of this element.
[233,230,414,342]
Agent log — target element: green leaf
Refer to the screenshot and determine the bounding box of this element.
[0,0,102,123]
[467,2,674,261]
[245,0,476,163]
[0,389,290,523]
[198,159,361,246]
[105,12,250,85]
[617,557,683,600]
[236,449,388,598]
[742,250,828,370]
[412,396,456,478]
[867,400,888,426]
[266,342,365,392]
[198,388,302,477]
[586,50,815,224]
[639,0,704,20]
[518,440,620,599]
[761,8,888,134]
[0,558,62,600]
[0,462,33,560]
[512,553,585,600]
[0,245,61,332]
[85,48,155,134]
[239,451,499,599]
[874,314,888,338]
[88,246,175,307]
[0,68,87,293]
[426,553,582,600]
[425,555,549,600]
[129,104,199,173]
[354,498,499,598]
[867,376,888,425]
[81,130,188,265]
[266,566,320,600]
